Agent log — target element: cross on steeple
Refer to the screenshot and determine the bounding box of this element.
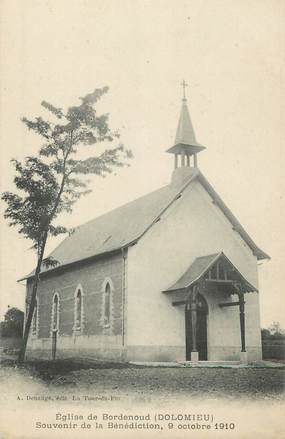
[181,80,188,100]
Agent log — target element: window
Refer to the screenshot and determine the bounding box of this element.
[101,278,113,329]
[74,288,83,330]
[32,299,38,336]
[104,283,111,326]
[52,293,59,331]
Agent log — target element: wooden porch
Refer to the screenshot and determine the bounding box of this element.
[163,252,258,363]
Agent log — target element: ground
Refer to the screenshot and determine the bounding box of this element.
[1,358,284,439]
[0,357,284,401]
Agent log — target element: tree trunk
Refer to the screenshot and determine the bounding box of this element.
[18,232,47,363]
[18,145,71,363]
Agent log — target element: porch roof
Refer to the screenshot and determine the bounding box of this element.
[162,252,257,294]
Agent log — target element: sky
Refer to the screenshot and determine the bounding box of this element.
[0,0,284,328]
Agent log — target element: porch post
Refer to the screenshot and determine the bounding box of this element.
[190,286,199,362]
[239,292,246,351]
[238,289,247,364]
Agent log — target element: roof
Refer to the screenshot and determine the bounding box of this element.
[21,168,269,281]
[166,98,205,155]
[22,182,181,280]
[175,98,198,146]
[163,252,258,293]
[164,253,220,292]
[166,143,205,155]
[197,172,269,260]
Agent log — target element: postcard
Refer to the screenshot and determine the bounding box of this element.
[0,1,284,438]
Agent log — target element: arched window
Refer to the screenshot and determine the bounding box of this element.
[52,293,59,332]
[104,283,111,326]
[32,299,38,336]
[74,288,83,330]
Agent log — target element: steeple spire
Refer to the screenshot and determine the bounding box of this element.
[166,81,205,170]
[175,92,197,147]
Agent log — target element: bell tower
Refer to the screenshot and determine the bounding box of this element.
[167,81,205,173]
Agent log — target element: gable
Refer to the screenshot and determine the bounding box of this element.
[163,252,257,294]
[196,173,269,261]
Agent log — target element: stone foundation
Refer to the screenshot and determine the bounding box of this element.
[26,334,125,361]
[126,345,185,362]
[208,345,262,362]
[27,336,262,363]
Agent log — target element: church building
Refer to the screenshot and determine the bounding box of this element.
[23,86,269,363]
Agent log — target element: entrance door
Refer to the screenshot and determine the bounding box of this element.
[185,293,208,361]
[52,330,57,360]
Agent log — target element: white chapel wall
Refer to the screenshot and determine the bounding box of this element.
[127,179,262,361]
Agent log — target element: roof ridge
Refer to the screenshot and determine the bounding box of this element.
[126,169,200,246]
[49,171,199,262]
[19,167,269,281]
[44,183,173,263]
[74,183,170,231]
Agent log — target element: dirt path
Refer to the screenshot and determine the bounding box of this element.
[1,358,284,401]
